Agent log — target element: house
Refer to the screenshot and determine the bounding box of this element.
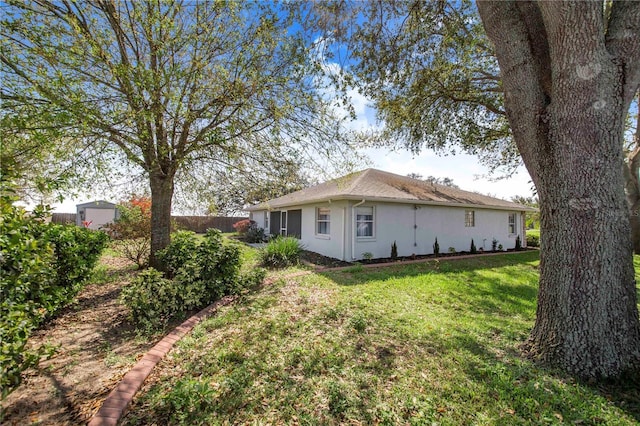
[245,169,535,261]
[76,200,118,230]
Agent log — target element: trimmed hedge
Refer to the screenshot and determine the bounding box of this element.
[1,200,108,399]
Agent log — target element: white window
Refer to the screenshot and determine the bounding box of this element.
[316,207,330,235]
[356,206,374,238]
[465,210,475,227]
[508,212,516,234]
[264,211,269,231]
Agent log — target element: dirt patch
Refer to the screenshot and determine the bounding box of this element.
[0,255,153,425]
[299,250,353,268]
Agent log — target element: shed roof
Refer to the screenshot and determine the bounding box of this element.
[246,168,535,212]
[76,200,117,209]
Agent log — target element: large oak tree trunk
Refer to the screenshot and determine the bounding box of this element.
[478,1,640,378]
[531,79,639,377]
[149,172,174,270]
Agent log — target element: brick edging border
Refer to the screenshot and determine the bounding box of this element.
[87,294,238,426]
[87,249,534,425]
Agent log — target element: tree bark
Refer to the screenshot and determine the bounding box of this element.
[624,92,640,254]
[478,0,640,379]
[149,171,174,270]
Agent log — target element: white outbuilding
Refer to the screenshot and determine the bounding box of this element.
[76,200,118,230]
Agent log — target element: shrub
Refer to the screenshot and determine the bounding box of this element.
[121,229,262,331]
[391,241,398,260]
[470,239,477,254]
[448,247,456,253]
[105,196,152,268]
[232,219,256,235]
[526,234,540,247]
[119,268,180,330]
[515,235,522,250]
[245,226,266,243]
[492,238,498,251]
[0,197,108,398]
[433,237,440,257]
[498,243,504,251]
[157,230,198,277]
[260,237,303,268]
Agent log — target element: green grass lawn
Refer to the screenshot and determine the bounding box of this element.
[123,251,640,425]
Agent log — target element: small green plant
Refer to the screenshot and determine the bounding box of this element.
[344,263,364,273]
[260,236,303,268]
[160,378,216,424]
[349,312,367,333]
[515,235,522,250]
[448,247,456,254]
[470,239,477,254]
[327,380,351,417]
[391,241,398,260]
[492,238,498,251]
[526,234,540,247]
[498,243,504,251]
[362,252,373,262]
[433,237,440,257]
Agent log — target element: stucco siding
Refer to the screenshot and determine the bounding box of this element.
[351,202,523,260]
[251,201,524,261]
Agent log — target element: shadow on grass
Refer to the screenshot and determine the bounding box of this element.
[320,250,640,423]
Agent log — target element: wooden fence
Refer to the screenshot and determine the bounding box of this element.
[51,213,76,225]
[50,213,247,234]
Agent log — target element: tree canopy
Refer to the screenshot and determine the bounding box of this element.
[1,0,359,266]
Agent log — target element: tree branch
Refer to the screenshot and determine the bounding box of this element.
[476,0,549,187]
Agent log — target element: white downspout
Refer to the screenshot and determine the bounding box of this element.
[341,207,346,261]
[351,199,366,260]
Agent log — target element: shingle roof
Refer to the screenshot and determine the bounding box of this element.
[246,168,535,212]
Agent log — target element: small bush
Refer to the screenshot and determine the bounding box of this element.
[232,219,256,235]
[492,238,498,251]
[498,243,504,251]
[433,237,440,257]
[157,230,198,277]
[515,235,522,250]
[526,234,540,247]
[391,241,398,260]
[470,239,477,254]
[260,237,303,268]
[104,197,152,268]
[119,268,180,330]
[121,229,258,331]
[448,247,456,253]
[245,226,266,243]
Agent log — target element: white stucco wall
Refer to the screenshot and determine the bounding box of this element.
[348,202,524,261]
[251,201,525,261]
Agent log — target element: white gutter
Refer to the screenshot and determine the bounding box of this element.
[351,199,366,260]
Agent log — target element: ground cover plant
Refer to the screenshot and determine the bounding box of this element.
[123,251,640,425]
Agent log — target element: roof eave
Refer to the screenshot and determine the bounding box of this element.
[244,195,535,212]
